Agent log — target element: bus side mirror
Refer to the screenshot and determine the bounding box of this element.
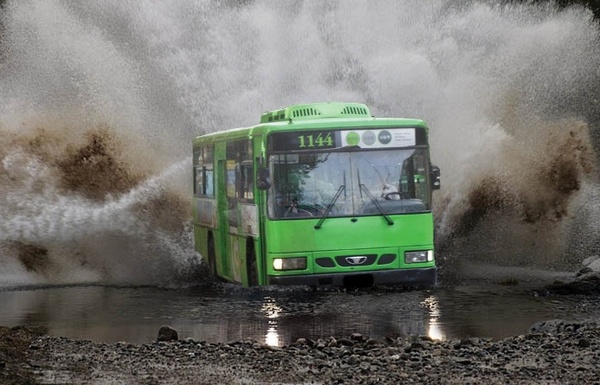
[256,167,271,190]
[431,165,441,190]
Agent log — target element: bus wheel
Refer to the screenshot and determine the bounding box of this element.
[207,234,217,277]
[246,239,258,287]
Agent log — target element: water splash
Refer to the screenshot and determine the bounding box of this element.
[0,0,599,286]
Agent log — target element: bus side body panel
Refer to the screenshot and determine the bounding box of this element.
[195,134,265,286]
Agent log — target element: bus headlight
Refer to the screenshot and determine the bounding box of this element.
[405,250,433,264]
[273,257,307,271]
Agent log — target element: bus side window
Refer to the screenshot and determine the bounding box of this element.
[400,158,415,198]
[226,140,253,227]
[193,147,202,196]
[236,140,253,202]
[241,161,254,201]
[194,145,214,198]
[413,153,428,204]
[203,146,214,198]
[204,168,214,196]
[226,160,236,198]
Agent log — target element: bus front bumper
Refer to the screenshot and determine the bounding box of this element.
[268,267,437,287]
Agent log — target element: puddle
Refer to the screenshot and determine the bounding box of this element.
[1,278,598,346]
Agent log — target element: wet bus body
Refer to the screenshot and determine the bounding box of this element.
[193,102,440,287]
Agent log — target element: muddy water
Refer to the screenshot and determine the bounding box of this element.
[1,270,597,347]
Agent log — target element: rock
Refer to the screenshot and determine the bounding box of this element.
[578,338,591,348]
[157,326,178,342]
[6,325,600,384]
[546,271,600,295]
[337,338,354,346]
[407,341,426,351]
[576,267,593,277]
[528,320,598,334]
[455,357,472,365]
[293,338,308,346]
[346,354,360,365]
[326,337,338,347]
[586,258,600,273]
[577,256,600,276]
[528,319,566,334]
[581,255,599,268]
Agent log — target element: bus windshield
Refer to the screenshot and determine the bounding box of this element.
[268,148,432,219]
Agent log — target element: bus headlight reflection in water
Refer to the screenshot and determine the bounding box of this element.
[265,323,279,347]
[262,297,282,346]
[422,295,444,341]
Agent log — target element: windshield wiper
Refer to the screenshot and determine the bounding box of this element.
[359,183,394,225]
[314,184,346,229]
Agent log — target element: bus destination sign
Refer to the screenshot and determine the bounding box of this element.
[269,128,417,152]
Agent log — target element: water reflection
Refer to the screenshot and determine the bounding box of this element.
[262,297,281,346]
[0,285,591,346]
[422,295,444,341]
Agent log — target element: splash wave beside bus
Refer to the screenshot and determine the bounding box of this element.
[193,102,440,287]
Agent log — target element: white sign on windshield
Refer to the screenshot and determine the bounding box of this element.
[340,128,416,148]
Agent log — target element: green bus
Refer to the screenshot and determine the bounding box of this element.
[192,102,440,287]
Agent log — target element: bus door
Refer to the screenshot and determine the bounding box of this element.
[216,140,256,284]
[215,145,233,280]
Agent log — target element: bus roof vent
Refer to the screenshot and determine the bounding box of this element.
[341,105,369,116]
[292,107,321,118]
[260,102,371,123]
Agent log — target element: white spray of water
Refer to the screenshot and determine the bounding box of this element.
[0,0,599,286]
[0,157,189,243]
[0,155,192,286]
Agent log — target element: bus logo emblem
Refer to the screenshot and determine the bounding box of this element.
[346,256,367,265]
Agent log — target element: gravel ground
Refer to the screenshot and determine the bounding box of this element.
[2,319,600,385]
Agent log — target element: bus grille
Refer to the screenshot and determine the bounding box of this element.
[335,254,377,267]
